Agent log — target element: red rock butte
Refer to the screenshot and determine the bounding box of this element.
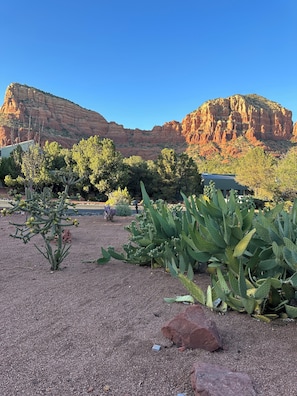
[0,83,296,159]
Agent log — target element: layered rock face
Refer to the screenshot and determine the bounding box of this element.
[182,94,293,145]
[293,121,297,140]
[0,84,294,160]
[0,83,109,136]
[0,83,185,159]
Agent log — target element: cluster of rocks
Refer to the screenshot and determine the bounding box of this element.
[161,305,256,396]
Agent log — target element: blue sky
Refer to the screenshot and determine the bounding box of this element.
[1,1,296,130]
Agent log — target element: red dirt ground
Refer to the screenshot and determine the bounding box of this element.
[1,213,297,396]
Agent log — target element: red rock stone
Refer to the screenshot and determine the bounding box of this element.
[161,305,222,351]
[293,121,297,141]
[0,84,294,160]
[182,94,293,145]
[0,83,185,160]
[191,362,256,396]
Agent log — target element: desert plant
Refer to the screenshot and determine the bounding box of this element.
[115,204,132,216]
[99,183,194,267]
[169,191,297,320]
[2,175,79,271]
[203,180,216,199]
[104,205,116,221]
[97,182,297,319]
[106,187,131,206]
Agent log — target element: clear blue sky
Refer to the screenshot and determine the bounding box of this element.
[1,1,296,130]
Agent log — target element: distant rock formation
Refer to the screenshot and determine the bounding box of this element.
[293,121,297,140]
[0,84,295,159]
[182,94,293,146]
[0,83,185,159]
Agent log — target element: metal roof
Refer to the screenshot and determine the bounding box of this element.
[202,173,247,192]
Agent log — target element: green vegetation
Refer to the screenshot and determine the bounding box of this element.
[105,187,132,217]
[2,131,297,319]
[153,148,202,201]
[70,136,128,198]
[2,136,297,204]
[275,147,297,201]
[1,132,297,206]
[0,138,203,203]
[2,174,80,271]
[106,187,131,206]
[235,147,277,200]
[123,155,158,199]
[98,182,297,320]
[115,204,132,217]
[242,94,283,112]
[98,182,191,267]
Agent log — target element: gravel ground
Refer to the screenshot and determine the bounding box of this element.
[1,214,297,396]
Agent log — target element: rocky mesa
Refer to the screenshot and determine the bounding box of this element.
[0,83,296,159]
[182,94,294,145]
[0,83,185,159]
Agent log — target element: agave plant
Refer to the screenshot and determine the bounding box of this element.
[98,182,297,320]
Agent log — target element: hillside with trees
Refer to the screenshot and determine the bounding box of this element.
[1,135,297,203]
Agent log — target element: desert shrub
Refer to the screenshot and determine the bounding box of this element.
[4,174,25,193]
[115,204,132,216]
[2,174,80,271]
[106,187,131,206]
[104,205,116,221]
[98,184,197,268]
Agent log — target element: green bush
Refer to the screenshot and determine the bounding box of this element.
[106,187,131,206]
[115,204,132,216]
[98,182,297,321]
[99,190,189,267]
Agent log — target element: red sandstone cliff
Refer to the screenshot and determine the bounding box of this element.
[0,83,185,159]
[293,122,297,141]
[0,84,295,160]
[182,94,293,146]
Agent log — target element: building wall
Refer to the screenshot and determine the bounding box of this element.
[0,140,35,158]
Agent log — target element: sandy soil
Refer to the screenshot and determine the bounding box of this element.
[1,213,297,396]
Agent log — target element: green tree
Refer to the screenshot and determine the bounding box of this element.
[235,147,277,200]
[175,153,202,197]
[196,153,238,174]
[3,144,46,191]
[275,148,297,200]
[123,155,160,199]
[0,155,21,185]
[21,144,47,190]
[43,141,66,171]
[42,141,69,192]
[153,148,202,201]
[70,136,128,198]
[2,142,70,192]
[0,144,23,186]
